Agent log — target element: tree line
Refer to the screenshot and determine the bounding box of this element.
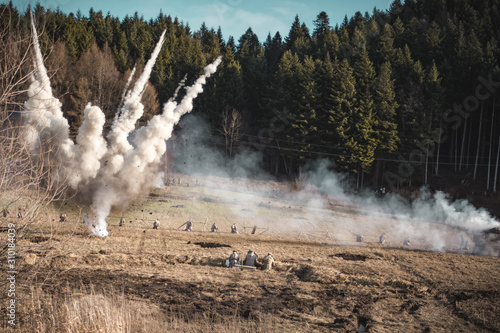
[2,0,500,191]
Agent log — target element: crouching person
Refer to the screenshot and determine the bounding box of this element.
[226,250,240,268]
[243,250,258,267]
[261,253,275,271]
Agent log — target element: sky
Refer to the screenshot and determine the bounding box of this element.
[9,0,394,41]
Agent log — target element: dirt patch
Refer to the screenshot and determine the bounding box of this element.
[30,236,52,243]
[193,242,231,248]
[331,253,369,261]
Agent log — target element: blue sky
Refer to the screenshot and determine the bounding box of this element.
[10,0,393,41]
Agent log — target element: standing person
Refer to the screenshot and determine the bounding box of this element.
[119,217,125,227]
[379,233,386,244]
[231,223,238,234]
[211,223,219,232]
[153,219,160,229]
[262,253,275,271]
[243,250,258,267]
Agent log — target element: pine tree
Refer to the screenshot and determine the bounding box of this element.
[289,56,319,160]
[373,61,399,153]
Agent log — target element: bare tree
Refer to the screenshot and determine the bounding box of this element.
[0,8,71,285]
[222,107,243,158]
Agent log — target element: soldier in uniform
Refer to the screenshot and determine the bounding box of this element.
[356,233,363,242]
[231,223,238,234]
[153,219,160,229]
[59,213,67,222]
[243,250,258,267]
[119,217,125,226]
[262,253,275,271]
[403,237,411,246]
[211,223,219,232]
[228,250,239,268]
[379,233,386,244]
[185,219,193,231]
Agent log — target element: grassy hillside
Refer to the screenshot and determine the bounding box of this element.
[2,174,500,332]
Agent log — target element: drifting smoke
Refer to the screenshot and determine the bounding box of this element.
[24,18,222,237]
[172,112,500,251]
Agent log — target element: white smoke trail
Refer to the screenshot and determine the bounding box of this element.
[23,15,74,167]
[88,57,222,236]
[22,13,74,187]
[23,18,223,237]
[168,73,188,103]
[115,66,137,121]
[106,30,166,164]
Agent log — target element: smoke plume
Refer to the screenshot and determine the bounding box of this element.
[24,17,221,237]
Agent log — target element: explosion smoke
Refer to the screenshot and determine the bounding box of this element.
[24,18,221,237]
[23,14,75,173]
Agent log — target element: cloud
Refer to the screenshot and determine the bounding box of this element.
[185,4,290,40]
[272,1,311,17]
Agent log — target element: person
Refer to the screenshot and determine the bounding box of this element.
[460,234,469,250]
[379,233,386,244]
[356,233,363,242]
[211,223,218,233]
[228,250,240,268]
[231,223,238,234]
[153,219,160,229]
[59,213,67,222]
[185,219,193,232]
[403,237,411,246]
[2,208,10,217]
[17,207,25,218]
[119,217,125,227]
[243,250,258,267]
[262,253,275,271]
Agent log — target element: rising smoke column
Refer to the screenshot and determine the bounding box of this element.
[23,15,75,172]
[69,103,107,188]
[104,31,167,175]
[89,57,222,237]
[115,66,137,121]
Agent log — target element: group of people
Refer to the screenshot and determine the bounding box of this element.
[226,250,275,271]
[1,207,26,218]
[355,232,410,246]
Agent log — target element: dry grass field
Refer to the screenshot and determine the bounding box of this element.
[2,174,500,332]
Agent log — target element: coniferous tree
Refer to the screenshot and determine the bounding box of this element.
[373,61,399,153]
